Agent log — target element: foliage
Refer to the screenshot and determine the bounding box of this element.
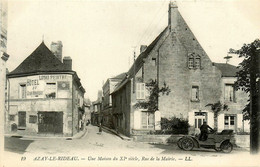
[205,101,229,130]
[230,39,260,153]
[134,79,171,112]
[154,117,189,135]
[229,39,260,120]
[205,101,229,117]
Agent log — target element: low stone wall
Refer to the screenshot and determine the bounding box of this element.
[132,134,250,148]
[234,134,249,148]
[132,135,183,144]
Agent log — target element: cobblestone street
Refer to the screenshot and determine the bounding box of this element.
[4,125,255,167]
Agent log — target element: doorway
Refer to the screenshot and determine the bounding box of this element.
[38,112,63,134]
[194,112,207,129]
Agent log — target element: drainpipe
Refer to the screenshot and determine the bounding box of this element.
[7,77,10,114]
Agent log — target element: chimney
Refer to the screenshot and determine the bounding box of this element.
[168,1,178,32]
[140,45,147,53]
[63,56,72,70]
[51,41,63,62]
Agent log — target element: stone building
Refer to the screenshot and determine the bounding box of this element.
[111,2,249,137]
[91,90,103,125]
[5,42,85,137]
[83,98,91,122]
[101,73,127,128]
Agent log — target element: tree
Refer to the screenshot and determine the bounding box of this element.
[134,79,171,112]
[205,101,229,130]
[229,39,260,154]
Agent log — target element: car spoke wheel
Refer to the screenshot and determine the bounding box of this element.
[181,138,194,151]
[220,142,233,153]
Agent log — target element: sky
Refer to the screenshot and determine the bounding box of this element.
[6,0,260,101]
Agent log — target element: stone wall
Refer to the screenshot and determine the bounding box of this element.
[5,99,72,137]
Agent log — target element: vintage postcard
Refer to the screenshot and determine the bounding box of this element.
[1,0,260,166]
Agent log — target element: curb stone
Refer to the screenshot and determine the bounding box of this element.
[101,126,132,141]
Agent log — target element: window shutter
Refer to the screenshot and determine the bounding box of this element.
[141,112,147,126]
[136,83,145,99]
[148,113,154,125]
[141,83,145,99]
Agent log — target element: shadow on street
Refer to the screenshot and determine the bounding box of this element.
[4,136,34,154]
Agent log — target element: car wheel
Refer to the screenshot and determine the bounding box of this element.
[220,141,233,153]
[181,137,194,151]
[177,138,183,149]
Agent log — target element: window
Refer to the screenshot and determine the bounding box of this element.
[224,116,229,125]
[230,116,235,125]
[29,115,37,123]
[152,58,157,66]
[188,53,201,69]
[188,57,194,69]
[9,115,15,121]
[141,112,154,129]
[191,86,199,101]
[194,112,206,128]
[45,83,56,98]
[136,83,145,100]
[225,84,235,102]
[19,84,26,99]
[224,115,236,130]
[194,57,201,69]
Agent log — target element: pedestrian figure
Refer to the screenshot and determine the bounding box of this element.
[86,119,90,126]
[199,121,214,141]
[99,123,102,133]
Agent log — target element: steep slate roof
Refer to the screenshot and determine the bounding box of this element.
[8,42,72,77]
[214,63,239,77]
[8,42,85,93]
[128,26,168,78]
[112,26,168,94]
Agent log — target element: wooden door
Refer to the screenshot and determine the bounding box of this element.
[18,111,26,127]
[38,112,63,134]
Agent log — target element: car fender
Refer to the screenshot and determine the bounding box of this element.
[220,139,231,146]
[190,136,200,148]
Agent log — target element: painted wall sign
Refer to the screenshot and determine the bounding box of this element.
[25,75,71,99]
[39,75,71,81]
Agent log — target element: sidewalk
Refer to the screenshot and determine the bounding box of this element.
[101,125,132,141]
[5,128,88,140]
